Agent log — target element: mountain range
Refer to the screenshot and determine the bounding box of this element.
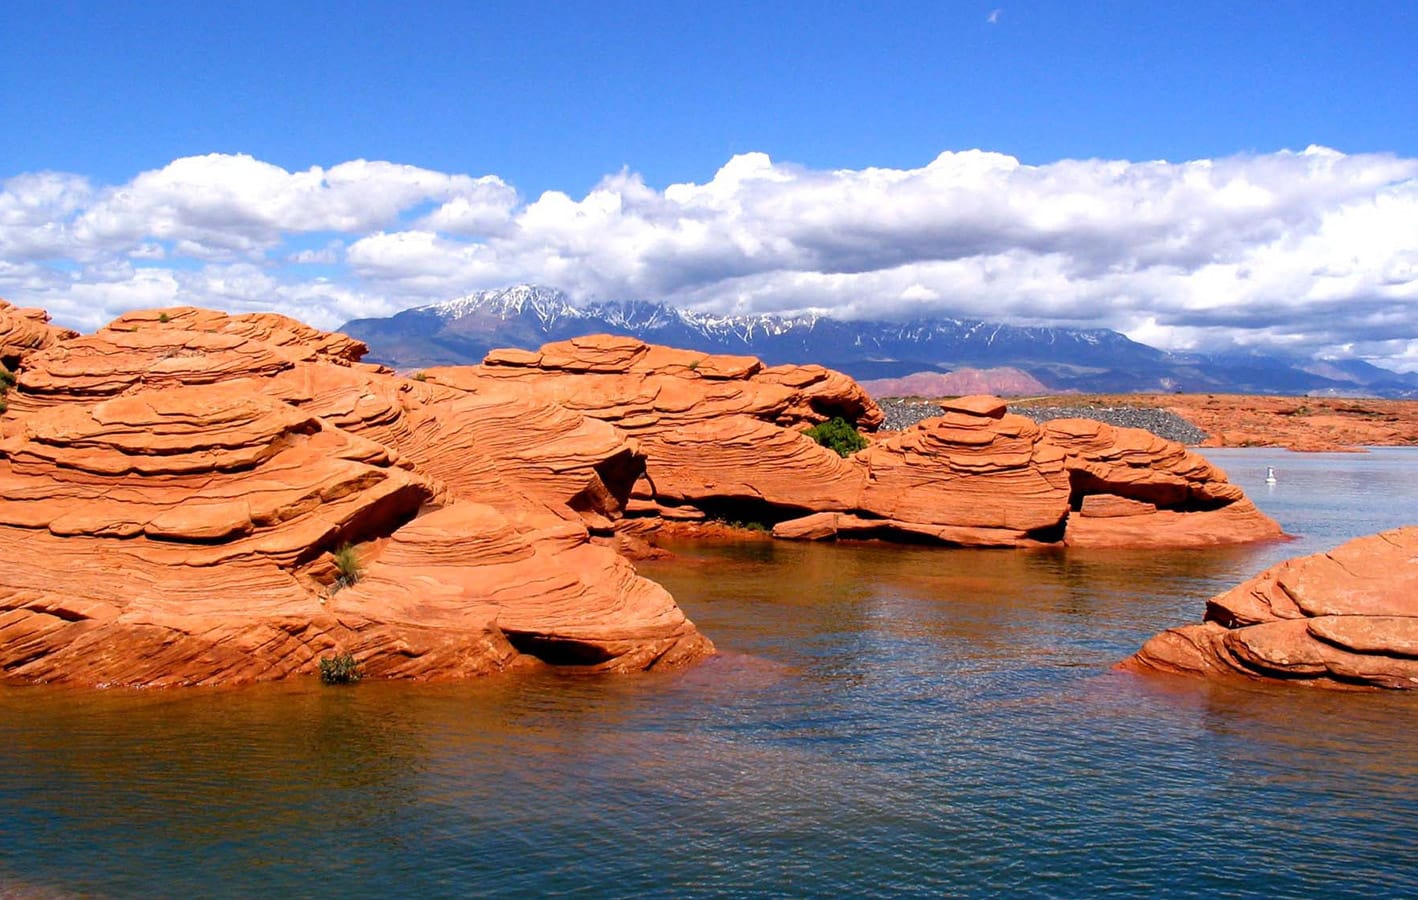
[339,285,1418,397]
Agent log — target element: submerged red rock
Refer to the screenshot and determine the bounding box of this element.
[1121,526,1418,690]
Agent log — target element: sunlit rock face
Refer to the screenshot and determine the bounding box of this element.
[1122,526,1418,690]
[0,306,712,687]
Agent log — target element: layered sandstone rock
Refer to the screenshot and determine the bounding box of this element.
[0,300,78,369]
[429,334,885,432]
[844,398,1072,546]
[1121,527,1418,689]
[0,310,712,687]
[428,348,1276,550]
[765,398,1278,548]
[1042,418,1284,548]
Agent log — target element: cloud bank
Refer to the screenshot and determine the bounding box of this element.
[3,148,1417,370]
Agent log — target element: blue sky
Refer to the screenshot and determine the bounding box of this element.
[3,1,1418,369]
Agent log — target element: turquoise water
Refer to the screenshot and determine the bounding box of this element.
[2,448,1416,898]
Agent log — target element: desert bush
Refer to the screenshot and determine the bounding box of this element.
[805,417,868,457]
[318,652,362,684]
[332,543,362,590]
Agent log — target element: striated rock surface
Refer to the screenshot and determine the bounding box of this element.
[429,334,885,433]
[0,300,78,369]
[1121,527,1418,689]
[837,399,1072,546]
[426,343,1278,551]
[429,342,1279,550]
[1041,418,1284,548]
[0,310,712,687]
[764,398,1278,549]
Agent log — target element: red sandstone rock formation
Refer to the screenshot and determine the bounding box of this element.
[1121,527,1418,690]
[430,349,1277,550]
[0,307,1288,688]
[0,300,78,368]
[427,341,1277,549]
[428,334,885,432]
[766,397,1279,548]
[1041,418,1283,548]
[0,311,712,687]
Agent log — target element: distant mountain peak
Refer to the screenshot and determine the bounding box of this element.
[423,284,578,323]
[339,284,1418,398]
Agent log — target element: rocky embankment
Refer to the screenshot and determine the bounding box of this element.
[1012,394,1418,452]
[1121,527,1418,690]
[877,398,1209,444]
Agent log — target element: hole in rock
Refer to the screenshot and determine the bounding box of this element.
[692,496,805,531]
[503,632,616,667]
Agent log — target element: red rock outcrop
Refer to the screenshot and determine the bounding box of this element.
[1121,527,1418,689]
[0,300,78,369]
[765,398,1278,548]
[829,398,1072,546]
[0,310,712,687]
[429,334,885,432]
[434,352,1277,549]
[426,343,1276,550]
[1041,418,1284,548]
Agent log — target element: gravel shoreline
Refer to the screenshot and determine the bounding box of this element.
[875,398,1210,445]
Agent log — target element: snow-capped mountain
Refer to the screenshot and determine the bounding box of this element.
[338,285,1418,397]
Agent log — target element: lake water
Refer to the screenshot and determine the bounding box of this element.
[2,448,1417,898]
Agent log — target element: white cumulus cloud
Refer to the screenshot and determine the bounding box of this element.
[1,148,1417,370]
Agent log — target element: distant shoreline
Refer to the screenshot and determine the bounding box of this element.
[874,393,1418,452]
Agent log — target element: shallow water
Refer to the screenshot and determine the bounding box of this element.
[2,448,1416,897]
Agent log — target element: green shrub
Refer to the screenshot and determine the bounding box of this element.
[332,543,362,590]
[412,372,428,382]
[158,312,170,323]
[805,417,868,457]
[318,652,362,684]
[721,519,769,533]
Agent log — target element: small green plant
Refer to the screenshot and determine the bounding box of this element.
[0,365,13,415]
[158,312,170,323]
[318,652,362,684]
[412,371,428,382]
[332,543,362,590]
[726,519,769,533]
[687,359,702,372]
[805,417,868,457]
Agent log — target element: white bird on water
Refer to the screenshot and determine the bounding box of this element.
[1265,466,1277,484]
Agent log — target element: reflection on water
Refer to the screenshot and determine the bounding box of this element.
[2,448,1416,897]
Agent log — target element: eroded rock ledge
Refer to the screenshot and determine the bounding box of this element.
[1120,527,1418,690]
